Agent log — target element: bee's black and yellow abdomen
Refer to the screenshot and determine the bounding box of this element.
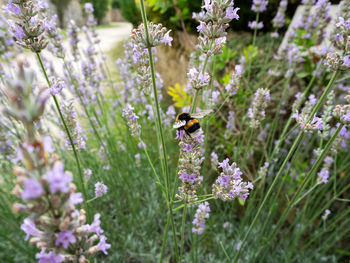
[184,118,200,133]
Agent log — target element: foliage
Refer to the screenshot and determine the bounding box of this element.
[118,0,141,26]
[167,83,191,108]
[111,0,120,9]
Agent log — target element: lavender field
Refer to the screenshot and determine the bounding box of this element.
[0,0,349,262]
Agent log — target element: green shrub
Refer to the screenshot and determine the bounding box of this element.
[118,0,141,27]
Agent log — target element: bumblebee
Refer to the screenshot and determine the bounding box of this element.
[173,109,212,138]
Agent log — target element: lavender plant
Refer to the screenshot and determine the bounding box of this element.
[0,0,350,262]
[2,60,110,263]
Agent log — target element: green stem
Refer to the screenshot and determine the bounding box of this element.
[179,201,188,260]
[252,13,260,47]
[36,53,88,216]
[191,42,213,114]
[235,70,339,261]
[309,70,337,118]
[139,1,179,261]
[257,123,344,260]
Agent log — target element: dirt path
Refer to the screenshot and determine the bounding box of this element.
[27,22,132,78]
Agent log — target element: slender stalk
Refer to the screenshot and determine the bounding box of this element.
[139,1,179,261]
[191,42,213,114]
[252,13,260,47]
[36,53,88,215]
[257,124,344,260]
[179,201,188,260]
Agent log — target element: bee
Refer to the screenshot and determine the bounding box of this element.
[173,109,213,138]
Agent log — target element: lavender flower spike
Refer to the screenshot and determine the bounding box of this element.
[192,202,210,235]
[212,158,253,201]
[248,88,270,129]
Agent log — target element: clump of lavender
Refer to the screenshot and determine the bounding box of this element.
[251,0,269,13]
[95,182,108,197]
[192,202,210,235]
[5,0,48,52]
[293,95,324,133]
[258,162,269,178]
[248,0,268,31]
[3,60,110,262]
[224,110,236,139]
[317,156,333,184]
[187,67,210,90]
[2,60,49,139]
[0,15,15,59]
[333,89,350,125]
[44,14,65,59]
[68,20,81,61]
[225,65,243,95]
[131,22,172,49]
[122,104,141,138]
[195,0,240,56]
[61,102,87,151]
[212,158,253,201]
[248,88,270,129]
[326,16,350,70]
[49,77,66,95]
[318,91,335,140]
[271,0,288,37]
[176,130,204,203]
[248,21,264,30]
[308,0,331,40]
[130,25,170,92]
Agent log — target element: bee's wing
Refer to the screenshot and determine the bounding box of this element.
[173,120,186,129]
[191,109,213,119]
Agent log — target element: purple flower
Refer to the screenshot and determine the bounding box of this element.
[55,230,76,249]
[35,248,64,263]
[14,26,25,40]
[344,55,350,68]
[96,235,111,255]
[89,213,104,235]
[218,158,230,169]
[212,91,220,102]
[95,182,108,197]
[6,1,21,15]
[213,159,253,201]
[248,21,264,30]
[21,218,43,241]
[344,111,350,122]
[312,116,323,130]
[176,129,185,140]
[318,168,329,183]
[215,36,226,46]
[45,162,72,194]
[84,3,94,13]
[69,192,83,205]
[21,178,43,200]
[197,21,206,33]
[184,143,194,153]
[179,172,198,184]
[225,7,240,20]
[251,0,269,13]
[192,202,210,235]
[162,31,173,46]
